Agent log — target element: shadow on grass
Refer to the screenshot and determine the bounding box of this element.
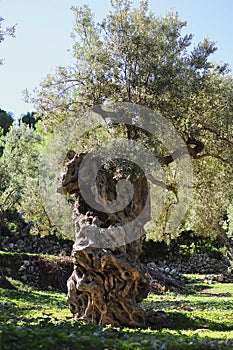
[169,311,233,331]
[1,320,233,350]
[0,287,68,326]
[1,322,103,350]
[144,297,233,312]
[1,285,233,350]
[0,286,66,304]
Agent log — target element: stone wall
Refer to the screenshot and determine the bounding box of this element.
[0,229,73,256]
[0,229,230,275]
[159,253,229,274]
[0,252,73,292]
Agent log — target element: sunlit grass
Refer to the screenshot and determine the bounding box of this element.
[1,276,233,349]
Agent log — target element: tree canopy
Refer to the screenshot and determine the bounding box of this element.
[28,0,232,242]
[0,0,228,252]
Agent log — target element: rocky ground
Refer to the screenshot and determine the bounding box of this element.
[1,226,232,293]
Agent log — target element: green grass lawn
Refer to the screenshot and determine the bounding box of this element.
[0,277,233,349]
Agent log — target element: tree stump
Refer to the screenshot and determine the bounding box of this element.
[58,152,150,327]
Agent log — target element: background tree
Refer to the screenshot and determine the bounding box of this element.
[0,15,16,234]
[29,0,232,253]
[0,16,15,138]
[0,124,38,211]
[0,109,14,135]
[0,123,55,235]
[0,16,15,65]
[19,111,41,129]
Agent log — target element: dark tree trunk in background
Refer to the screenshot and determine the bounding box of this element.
[218,229,233,264]
[58,152,150,327]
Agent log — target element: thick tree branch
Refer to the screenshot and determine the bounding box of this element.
[147,174,178,202]
[93,106,206,166]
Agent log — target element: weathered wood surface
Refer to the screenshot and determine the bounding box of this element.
[59,152,150,327]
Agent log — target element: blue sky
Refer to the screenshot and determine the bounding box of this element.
[1,0,233,119]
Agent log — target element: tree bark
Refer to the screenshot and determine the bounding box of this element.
[58,152,150,327]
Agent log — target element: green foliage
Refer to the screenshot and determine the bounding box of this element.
[0,124,40,209]
[0,124,57,235]
[31,0,231,131]
[0,127,4,156]
[168,231,227,258]
[1,277,233,349]
[143,233,227,260]
[226,201,233,238]
[27,0,233,244]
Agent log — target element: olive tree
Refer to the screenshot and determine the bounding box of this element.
[28,0,232,326]
[31,0,232,241]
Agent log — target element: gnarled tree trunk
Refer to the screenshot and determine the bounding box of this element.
[58,152,150,327]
